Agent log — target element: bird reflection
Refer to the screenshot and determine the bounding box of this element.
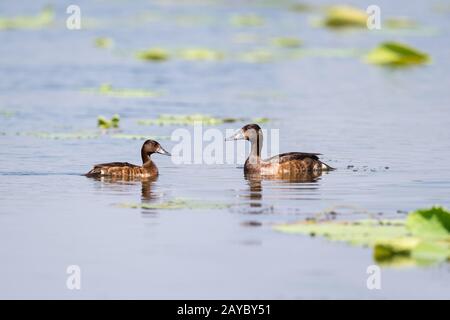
[86,175,159,211]
[240,171,323,216]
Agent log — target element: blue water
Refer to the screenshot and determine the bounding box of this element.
[0,0,449,299]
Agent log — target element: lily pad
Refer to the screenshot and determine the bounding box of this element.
[275,207,450,267]
[137,114,269,126]
[94,37,114,48]
[137,114,237,126]
[17,132,101,140]
[240,50,274,63]
[0,109,14,118]
[272,37,302,48]
[231,14,265,27]
[98,114,120,129]
[365,42,430,66]
[179,48,224,61]
[85,84,161,98]
[385,17,417,29]
[136,48,170,61]
[110,134,170,141]
[118,198,229,210]
[0,6,54,30]
[322,5,368,28]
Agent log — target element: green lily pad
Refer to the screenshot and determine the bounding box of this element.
[98,114,120,129]
[110,134,170,141]
[137,114,270,126]
[322,5,368,28]
[385,17,417,29]
[94,37,114,48]
[406,206,450,239]
[136,48,170,61]
[365,42,430,66]
[0,6,54,30]
[240,50,274,63]
[85,84,161,98]
[0,109,14,118]
[17,132,101,140]
[272,37,302,48]
[178,48,224,61]
[137,114,236,126]
[231,14,265,27]
[119,198,229,210]
[275,207,450,267]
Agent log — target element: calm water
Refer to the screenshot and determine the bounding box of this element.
[1,0,450,299]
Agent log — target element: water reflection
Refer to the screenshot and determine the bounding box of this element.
[238,171,323,216]
[86,175,159,211]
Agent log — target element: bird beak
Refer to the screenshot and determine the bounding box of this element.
[156,146,171,156]
[225,129,245,141]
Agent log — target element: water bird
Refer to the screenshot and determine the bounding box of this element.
[85,140,171,178]
[226,124,334,177]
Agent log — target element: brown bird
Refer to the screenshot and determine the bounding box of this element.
[85,140,171,178]
[226,124,333,177]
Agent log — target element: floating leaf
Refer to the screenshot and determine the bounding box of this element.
[17,132,101,140]
[240,50,274,63]
[98,114,120,129]
[94,37,114,48]
[0,6,54,30]
[275,207,450,267]
[85,84,161,98]
[365,42,430,66]
[289,3,315,13]
[322,5,368,28]
[179,48,224,61]
[385,17,417,29]
[231,14,265,27]
[136,48,170,61]
[110,134,170,140]
[118,198,229,210]
[406,206,450,239]
[137,114,269,126]
[0,109,14,118]
[272,37,302,48]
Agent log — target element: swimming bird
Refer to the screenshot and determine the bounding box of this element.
[85,140,171,178]
[226,124,333,177]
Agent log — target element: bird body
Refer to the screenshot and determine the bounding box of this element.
[85,140,170,178]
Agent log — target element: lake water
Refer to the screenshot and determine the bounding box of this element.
[0,0,450,299]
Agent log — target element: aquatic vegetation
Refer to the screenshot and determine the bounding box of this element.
[321,5,368,28]
[98,114,120,129]
[365,42,430,66]
[138,114,235,126]
[275,207,450,267]
[110,134,170,141]
[17,132,101,140]
[231,14,265,27]
[94,37,114,48]
[118,198,229,210]
[0,109,14,118]
[179,48,224,61]
[0,6,54,30]
[385,17,417,29]
[85,84,161,98]
[137,114,269,126]
[136,48,170,61]
[294,47,361,58]
[272,37,302,48]
[289,3,315,13]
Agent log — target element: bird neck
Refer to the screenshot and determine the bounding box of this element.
[248,133,263,163]
[141,148,152,166]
